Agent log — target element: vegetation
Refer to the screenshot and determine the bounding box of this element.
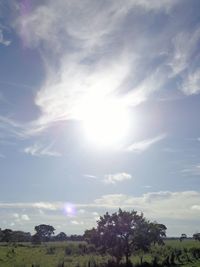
[84,209,166,265]
[0,240,200,267]
[193,233,200,242]
[0,209,200,267]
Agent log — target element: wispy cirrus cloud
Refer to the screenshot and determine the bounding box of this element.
[126,134,167,152]
[103,172,132,184]
[0,201,61,210]
[83,174,97,179]
[0,115,28,140]
[169,28,200,76]
[1,0,199,136]
[182,69,200,95]
[11,0,184,133]
[24,142,61,157]
[0,28,11,46]
[180,164,200,176]
[169,27,200,96]
[32,202,58,210]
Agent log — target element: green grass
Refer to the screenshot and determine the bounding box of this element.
[0,240,199,267]
[0,242,109,267]
[165,239,200,249]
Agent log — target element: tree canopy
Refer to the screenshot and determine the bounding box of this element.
[193,233,200,241]
[84,209,167,265]
[34,224,55,242]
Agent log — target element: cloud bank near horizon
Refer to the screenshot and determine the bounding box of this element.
[1,190,200,236]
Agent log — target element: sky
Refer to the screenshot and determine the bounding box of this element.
[0,0,200,237]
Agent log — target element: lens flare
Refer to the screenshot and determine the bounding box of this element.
[64,203,76,216]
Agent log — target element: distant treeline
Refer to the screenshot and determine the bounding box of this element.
[0,226,84,243]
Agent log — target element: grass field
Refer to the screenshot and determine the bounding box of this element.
[0,239,200,267]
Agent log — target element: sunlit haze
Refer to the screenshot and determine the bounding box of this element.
[82,98,130,148]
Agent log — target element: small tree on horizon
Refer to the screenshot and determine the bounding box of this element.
[180,233,187,242]
[55,232,67,241]
[34,224,55,242]
[193,233,200,241]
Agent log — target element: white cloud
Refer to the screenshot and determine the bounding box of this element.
[5,190,200,222]
[104,172,132,184]
[13,213,19,219]
[169,28,200,76]
[12,213,30,222]
[191,205,200,211]
[182,69,200,95]
[21,214,30,221]
[94,194,129,207]
[0,202,61,210]
[83,174,97,179]
[1,190,200,235]
[78,209,85,214]
[93,191,200,220]
[33,53,132,126]
[0,115,27,139]
[24,143,61,157]
[144,185,152,189]
[127,134,166,152]
[71,220,84,225]
[4,190,200,221]
[181,165,200,176]
[1,0,197,142]
[16,0,177,50]
[0,29,11,46]
[32,202,58,210]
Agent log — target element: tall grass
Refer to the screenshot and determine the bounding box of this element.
[0,240,200,267]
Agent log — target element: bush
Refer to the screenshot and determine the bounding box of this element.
[46,246,55,254]
[65,246,72,255]
[31,234,41,245]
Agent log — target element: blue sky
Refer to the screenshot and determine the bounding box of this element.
[0,0,200,236]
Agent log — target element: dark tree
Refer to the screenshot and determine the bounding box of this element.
[31,233,41,245]
[34,224,55,241]
[149,223,167,245]
[193,233,200,241]
[84,228,99,245]
[55,232,67,241]
[1,229,13,242]
[69,234,84,241]
[179,233,187,242]
[0,228,3,242]
[84,209,167,265]
[11,231,31,242]
[0,229,31,243]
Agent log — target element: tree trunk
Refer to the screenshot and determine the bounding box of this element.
[140,255,143,265]
[125,252,129,266]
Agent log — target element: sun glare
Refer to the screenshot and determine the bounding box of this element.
[81,98,130,148]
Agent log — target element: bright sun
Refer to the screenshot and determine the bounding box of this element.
[81,98,130,148]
